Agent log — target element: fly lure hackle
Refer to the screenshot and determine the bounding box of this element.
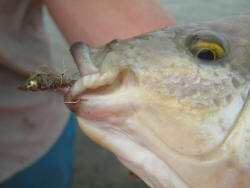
[18,72,76,91]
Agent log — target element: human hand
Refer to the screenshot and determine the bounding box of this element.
[45,0,176,48]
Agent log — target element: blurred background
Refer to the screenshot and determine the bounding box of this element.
[42,0,250,187]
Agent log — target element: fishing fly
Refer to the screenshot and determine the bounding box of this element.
[18,72,76,91]
[18,72,81,104]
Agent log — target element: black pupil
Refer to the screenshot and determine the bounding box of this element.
[197,49,214,61]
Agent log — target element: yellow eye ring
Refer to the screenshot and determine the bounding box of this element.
[190,41,225,61]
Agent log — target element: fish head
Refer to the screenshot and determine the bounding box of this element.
[65,15,250,187]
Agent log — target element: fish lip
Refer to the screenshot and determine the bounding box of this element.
[70,42,98,76]
[64,71,125,111]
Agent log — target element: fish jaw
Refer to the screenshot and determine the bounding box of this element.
[67,74,137,127]
[65,69,192,187]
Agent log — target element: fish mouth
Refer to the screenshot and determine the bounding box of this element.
[64,42,116,103]
[64,42,138,111]
[64,70,129,108]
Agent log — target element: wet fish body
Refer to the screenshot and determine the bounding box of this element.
[66,15,250,188]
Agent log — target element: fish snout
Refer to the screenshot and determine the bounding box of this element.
[65,42,138,124]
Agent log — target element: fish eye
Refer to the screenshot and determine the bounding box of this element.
[190,41,225,62]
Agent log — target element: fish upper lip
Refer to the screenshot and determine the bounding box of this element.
[68,41,124,103]
[64,71,124,106]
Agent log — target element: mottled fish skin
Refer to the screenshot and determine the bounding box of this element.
[66,15,250,188]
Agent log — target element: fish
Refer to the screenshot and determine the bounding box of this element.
[65,15,250,188]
